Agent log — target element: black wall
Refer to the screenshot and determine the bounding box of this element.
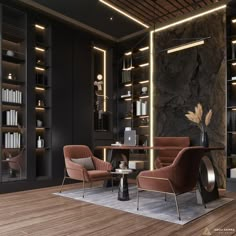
[154,11,226,187]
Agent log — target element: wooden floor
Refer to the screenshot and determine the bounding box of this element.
[0,183,236,236]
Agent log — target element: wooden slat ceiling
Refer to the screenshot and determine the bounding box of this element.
[107,0,226,27]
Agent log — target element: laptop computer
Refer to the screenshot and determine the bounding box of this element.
[124,130,136,146]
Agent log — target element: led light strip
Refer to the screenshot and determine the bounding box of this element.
[35,24,45,30]
[232,62,236,66]
[167,40,204,54]
[139,63,149,67]
[232,40,236,44]
[93,46,107,112]
[35,87,45,91]
[139,46,149,51]
[35,47,45,52]
[124,83,132,87]
[99,0,149,28]
[153,5,226,33]
[232,19,236,23]
[139,80,149,84]
[35,66,45,71]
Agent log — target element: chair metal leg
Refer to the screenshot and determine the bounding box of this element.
[83,180,85,198]
[137,189,140,210]
[174,194,181,221]
[60,176,66,193]
[111,176,114,192]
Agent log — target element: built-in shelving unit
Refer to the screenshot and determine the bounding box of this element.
[227,8,236,191]
[0,5,26,182]
[119,46,149,146]
[33,22,51,179]
[118,44,150,170]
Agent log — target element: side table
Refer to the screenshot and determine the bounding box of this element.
[112,169,132,201]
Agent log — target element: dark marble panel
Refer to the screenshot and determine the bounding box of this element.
[154,11,226,187]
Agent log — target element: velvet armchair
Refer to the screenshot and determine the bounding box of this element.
[154,136,190,168]
[60,145,113,197]
[137,146,205,220]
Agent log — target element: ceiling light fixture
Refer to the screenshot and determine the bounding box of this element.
[167,40,204,54]
[99,0,149,28]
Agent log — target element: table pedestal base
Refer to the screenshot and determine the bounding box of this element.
[118,174,129,201]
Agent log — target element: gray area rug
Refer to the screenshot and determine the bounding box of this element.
[55,185,233,225]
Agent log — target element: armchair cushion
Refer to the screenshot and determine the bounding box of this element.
[71,157,95,170]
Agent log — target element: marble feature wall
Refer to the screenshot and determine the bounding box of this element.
[154,11,226,187]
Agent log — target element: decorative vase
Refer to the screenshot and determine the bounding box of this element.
[200,131,209,147]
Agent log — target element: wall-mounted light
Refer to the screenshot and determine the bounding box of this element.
[167,40,204,54]
[35,47,45,52]
[99,0,149,28]
[153,5,226,33]
[35,66,45,71]
[35,24,45,30]
[124,83,132,87]
[93,46,107,112]
[139,63,149,67]
[139,46,149,51]
[139,80,149,84]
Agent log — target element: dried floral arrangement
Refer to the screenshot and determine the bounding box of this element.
[185,103,212,132]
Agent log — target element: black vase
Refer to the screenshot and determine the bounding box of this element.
[200,131,209,147]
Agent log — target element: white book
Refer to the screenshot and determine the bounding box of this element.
[232,76,236,80]
[6,89,9,102]
[19,91,22,104]
[5,133,7,148]
[141,101,147,115]
[15,111,18,126]
[18,134,21,148]
[10,133,13,148]
[6,111,10,125]
[136,100,141,116]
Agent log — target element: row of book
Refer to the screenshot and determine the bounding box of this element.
[2,88,23,104]
[4,110,18,126]
[4,132,21,148]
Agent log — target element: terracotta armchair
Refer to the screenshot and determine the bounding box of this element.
[60,145,113,197]
[154,137,190,168]
[137,146,205,220]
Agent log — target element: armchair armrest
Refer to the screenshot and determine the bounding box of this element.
[65,159,90,181]
[92,156,112,171]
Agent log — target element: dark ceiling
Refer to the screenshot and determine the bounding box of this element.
[19,0,227,41]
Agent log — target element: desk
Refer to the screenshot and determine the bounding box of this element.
[96,145,224,203]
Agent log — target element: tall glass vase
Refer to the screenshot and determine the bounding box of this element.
[200,131,209,147]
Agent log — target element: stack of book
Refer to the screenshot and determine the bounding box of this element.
[4,132,21,148]
[2,88,22,104]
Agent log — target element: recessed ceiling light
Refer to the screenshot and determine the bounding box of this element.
[109,17,113,21]
[99,0,149,28]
